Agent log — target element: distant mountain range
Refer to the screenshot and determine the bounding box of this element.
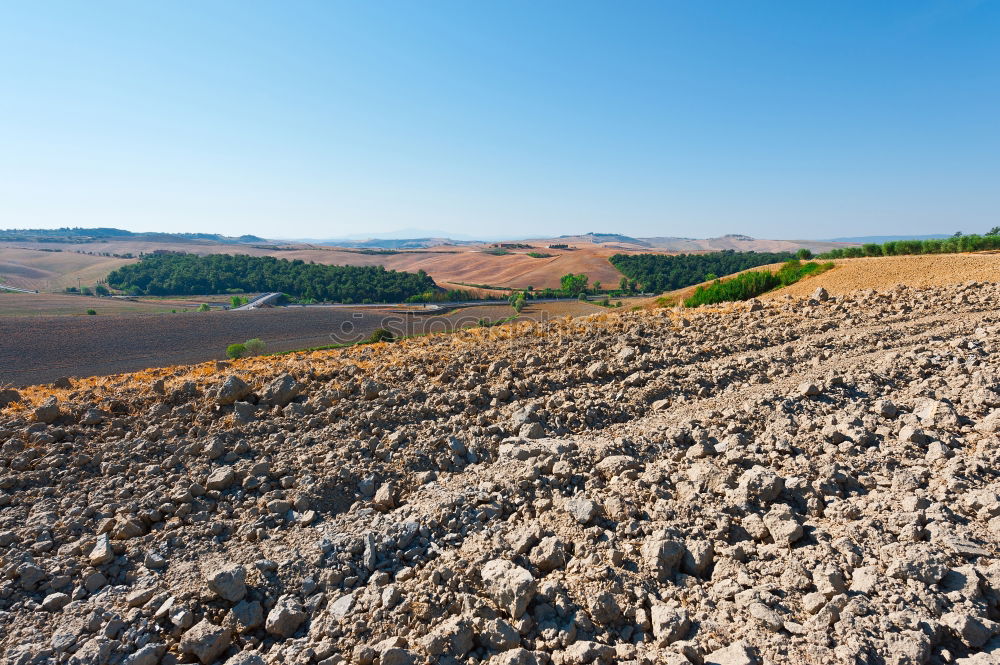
[828,234,951,243]
[0,227,855,252]
[0,227,268,245]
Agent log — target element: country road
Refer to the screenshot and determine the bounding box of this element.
[0,283,38,294]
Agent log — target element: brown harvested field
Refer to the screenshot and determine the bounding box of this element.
[759,252,1000,298]
[637,252,1000,308]
[0,293,254,317]
[1,239,639,292]
[0,300,601,386]
[0,246,134,291]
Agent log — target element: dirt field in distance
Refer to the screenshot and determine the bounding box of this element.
[0,300,601,386]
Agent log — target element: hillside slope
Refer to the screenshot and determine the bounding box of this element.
[651,252,1000,307]
[2,276,1000,664]
[763,253,1000,298]
[0,247,134,292]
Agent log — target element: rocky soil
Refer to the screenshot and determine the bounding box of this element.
[2,281,1000,665]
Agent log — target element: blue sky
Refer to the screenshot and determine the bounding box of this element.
[1,1,998,240]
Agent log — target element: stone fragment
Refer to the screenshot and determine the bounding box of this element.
[736,467,784,506]
[529,536,567,572]
[373,483,398,512]
[232,600,264,631]
[206,467,236,491]
[650,606,690,644]
[565,496,598,524]
[681,540,715,577]
[705,641,757,665]
[642,538,685,581]
[123,644,166,665]
[89,534,114,566]
[263,373,300,406]
[206,563,247,602]
[0,388,21,407]
[480,559,537,619]
[265,594,307,638]
[218,376,251,405]
[763,504,803,547]
[41,593,70,611]
[799,382,821,397]
[180,620,233,665]
[943,612,992,649]
[32,397,61,424]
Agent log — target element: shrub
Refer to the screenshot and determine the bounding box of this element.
[95,284,110,296]
[684,260,833,307]
[561,273,589,296]
[86,309,97,315]
[526,252,552,258]
[364,328,395,344]
[244,338,265,356]
[796,248,813,260]
[226,343,246,359]
[197,303,211,312]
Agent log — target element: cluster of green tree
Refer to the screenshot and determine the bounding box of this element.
[227,337,266,359]
[65,284,110,296]
[609,250,800,293]
[106,253,437,302]
[346,248,402,255]
[819,230,1000,259]
[482,248,511,256]
[526,252,552,258]
[559,273,590,296]
[508,291,527,313]
[684,260,833,307]
[547,244,569,249]
[405,288,479,303]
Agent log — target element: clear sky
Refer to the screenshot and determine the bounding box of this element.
[1,1,998,240]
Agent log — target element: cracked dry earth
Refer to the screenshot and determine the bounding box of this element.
[2,281,1000,665]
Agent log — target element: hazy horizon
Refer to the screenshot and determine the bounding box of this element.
[2,1,998,240]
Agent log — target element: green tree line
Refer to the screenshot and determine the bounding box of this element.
[820,231,1000,259]
[106,253,437,303]
[609,250,798,293]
